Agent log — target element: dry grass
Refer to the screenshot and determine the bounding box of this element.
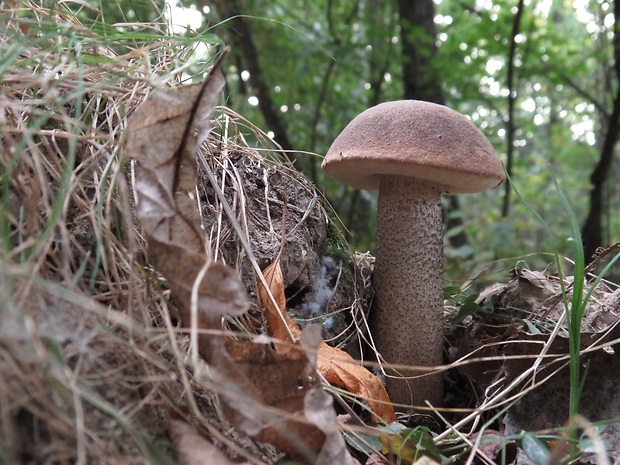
[4,3,618,465]
[2,4,176,465]
[0,2,275,463]
[0,2,368,464]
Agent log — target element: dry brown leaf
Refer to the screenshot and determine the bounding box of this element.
[258,257,396,424]
[516,268,556,293]
[169,418,249,465]
[258,259,301,343]
[202,325,356,465]
[316,343,395,424]
[127,51,250,326]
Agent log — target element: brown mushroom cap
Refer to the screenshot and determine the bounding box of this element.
[322,100,505,193]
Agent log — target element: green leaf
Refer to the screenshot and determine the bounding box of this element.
[452,300,484,324]
[443,285,462,299]
[521,433,551,465]
[523,318,542,335]
[344,422,405,455]
[578,437,611,454]
[380,426,442,464]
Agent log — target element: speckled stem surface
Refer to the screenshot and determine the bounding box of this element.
[371,175,444,410]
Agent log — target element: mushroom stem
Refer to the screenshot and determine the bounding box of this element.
[371,174,444,409]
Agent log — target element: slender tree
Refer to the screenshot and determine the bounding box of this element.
[398,0,469,248]
[581,0,620,261]
[501,0,526,217]
[398,0,442,104]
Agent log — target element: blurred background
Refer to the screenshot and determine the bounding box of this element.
[81,0,620,282]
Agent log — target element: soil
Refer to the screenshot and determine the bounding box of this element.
[197,148,372,348]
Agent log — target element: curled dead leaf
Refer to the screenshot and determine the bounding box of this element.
[516,267,556,294]
[258,256,396,424]
[316,343,395,424]
[127,51,250,325]
[258,259,301,344]
[202,325,355,465]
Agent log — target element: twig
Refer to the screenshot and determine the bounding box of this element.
[198,150,298,343]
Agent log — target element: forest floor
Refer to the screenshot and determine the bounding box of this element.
[2,4,620,465]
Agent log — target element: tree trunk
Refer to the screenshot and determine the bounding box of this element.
[397,0,469,249]
[501,0,526,217]
[207,0,294,156]
[397,0,442,104]
[582,91,620,261]
[581,0,620,262]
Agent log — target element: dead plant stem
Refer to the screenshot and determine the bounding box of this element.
[435,311,567,442]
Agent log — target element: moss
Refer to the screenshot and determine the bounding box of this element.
[319,197,354,267]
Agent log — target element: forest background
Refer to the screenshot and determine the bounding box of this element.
[96,0,620,281]
[2,1,620,462]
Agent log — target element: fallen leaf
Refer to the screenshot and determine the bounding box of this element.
[302,327,362,465]
[127,51,250,326]
[502,325,620,457]
[516,267,556,294]
[316,344,395,423]
[258,259,301,344]
[257,256,396,424]
[202,325,355,465]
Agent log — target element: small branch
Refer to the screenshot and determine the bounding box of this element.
[556,71,610,118]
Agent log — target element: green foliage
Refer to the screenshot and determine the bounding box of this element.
[163,0,619,283]
[520,433,552,465]
[444,285,495,324]
[345,423,442,464]
[510,167,620,457]
[379,426,442,464]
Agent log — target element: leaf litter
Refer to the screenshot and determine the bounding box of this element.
[257,240,395,424]
[446,258,620,464]
[4,3,620,464]
[127,50,370,464]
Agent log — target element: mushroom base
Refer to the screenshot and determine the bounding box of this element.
[371,175,444,410]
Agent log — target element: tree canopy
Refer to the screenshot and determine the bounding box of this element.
[107,0,620,279]
[186,0,618,279]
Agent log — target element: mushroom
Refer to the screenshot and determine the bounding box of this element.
[321,100,505,409]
